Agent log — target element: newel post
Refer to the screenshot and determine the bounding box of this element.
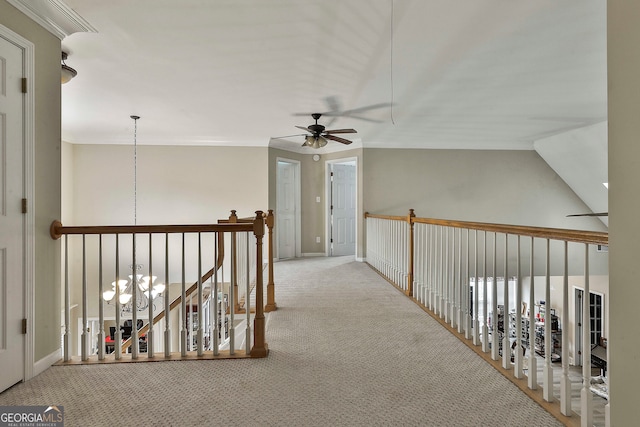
[250,210,269,357]
[407,209,416,297]
[228,210,243,313]
[264,210,277,312]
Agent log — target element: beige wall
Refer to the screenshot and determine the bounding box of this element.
[1,1,62,362]
[64,144,268,328]
[362,148,608,275]
[268,147,364,258]
[363,148,606,229]
[70,144,268,225]
[608,1,639,424]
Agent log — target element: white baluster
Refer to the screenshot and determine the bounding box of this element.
[148,233,154,358]
[429,225,434,310]
[131,234,138,359]
[164,233,171,358]
[63,235,70,362]
[229,231,236,355]
[444,227,450,323]
[482,231,489,353]
[457,228,463,333]
[115,235,122,360]
[180,234,187,357]
[473,230,480,346]
[560,241,571,415]
[98,235,105,361]
[435,225,440,313]
[464,229,471,340]
[491,233,498,361]
[246,232,252,354]
[213,233,219,356]
[450,228,457,328]
[528,237,537,389]
[514,236,523,379]
[543,239,553,401]
[197,232,204,356]
[502,234,510,370]
[81,234,88,361]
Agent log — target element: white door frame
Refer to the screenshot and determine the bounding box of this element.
[276,157,301,259]
[325,157,357,256]
[0,24,35,381]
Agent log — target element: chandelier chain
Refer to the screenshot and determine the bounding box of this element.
[131,115,139,227]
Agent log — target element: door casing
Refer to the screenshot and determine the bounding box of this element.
[276,158,301,259]
[325,157,357,257]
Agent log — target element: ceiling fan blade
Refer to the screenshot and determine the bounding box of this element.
[324,134,352,145]
[324,128,357,134]
[342,115,383,123]
[566,212,608,217]
[295,125,311,132]
[321,102,392,116]
[272,133,307,139]
[293,102,391,123]
[324,95,341,112]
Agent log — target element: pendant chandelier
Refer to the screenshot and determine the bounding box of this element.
[102,115,165,313]
[102,266,165,312]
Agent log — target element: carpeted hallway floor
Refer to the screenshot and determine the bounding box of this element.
[0,256,562,426]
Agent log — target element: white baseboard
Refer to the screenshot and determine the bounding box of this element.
[302,252,326,257]
[356,257,365,262]
[33,348,62,378]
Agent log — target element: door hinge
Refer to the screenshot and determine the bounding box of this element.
[22,319,27,334]
[22,198,28,214]
[21,78,27,93]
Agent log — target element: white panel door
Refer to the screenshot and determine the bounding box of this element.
[0,35,25,392]
[331,163,356,256]
[277,161,296,259]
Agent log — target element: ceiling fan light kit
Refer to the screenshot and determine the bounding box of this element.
[305,135,328,149]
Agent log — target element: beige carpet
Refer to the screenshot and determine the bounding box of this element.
[0,256,562,426]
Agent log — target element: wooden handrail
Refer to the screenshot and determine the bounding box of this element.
[50,221,253,239]
[364,212,608,245]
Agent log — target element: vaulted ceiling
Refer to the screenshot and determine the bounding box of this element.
[58,0,607,152]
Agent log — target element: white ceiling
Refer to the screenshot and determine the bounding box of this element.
[58,0,607,151]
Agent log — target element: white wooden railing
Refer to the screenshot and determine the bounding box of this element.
[365,210,609,427]
[50,210,271,363]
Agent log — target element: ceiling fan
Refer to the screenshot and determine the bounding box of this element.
[277,113,357,149]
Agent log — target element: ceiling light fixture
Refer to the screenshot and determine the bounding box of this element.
[305,135,328,149]
[61,52,77,84]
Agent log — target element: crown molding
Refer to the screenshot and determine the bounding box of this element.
[7,0,97,40]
